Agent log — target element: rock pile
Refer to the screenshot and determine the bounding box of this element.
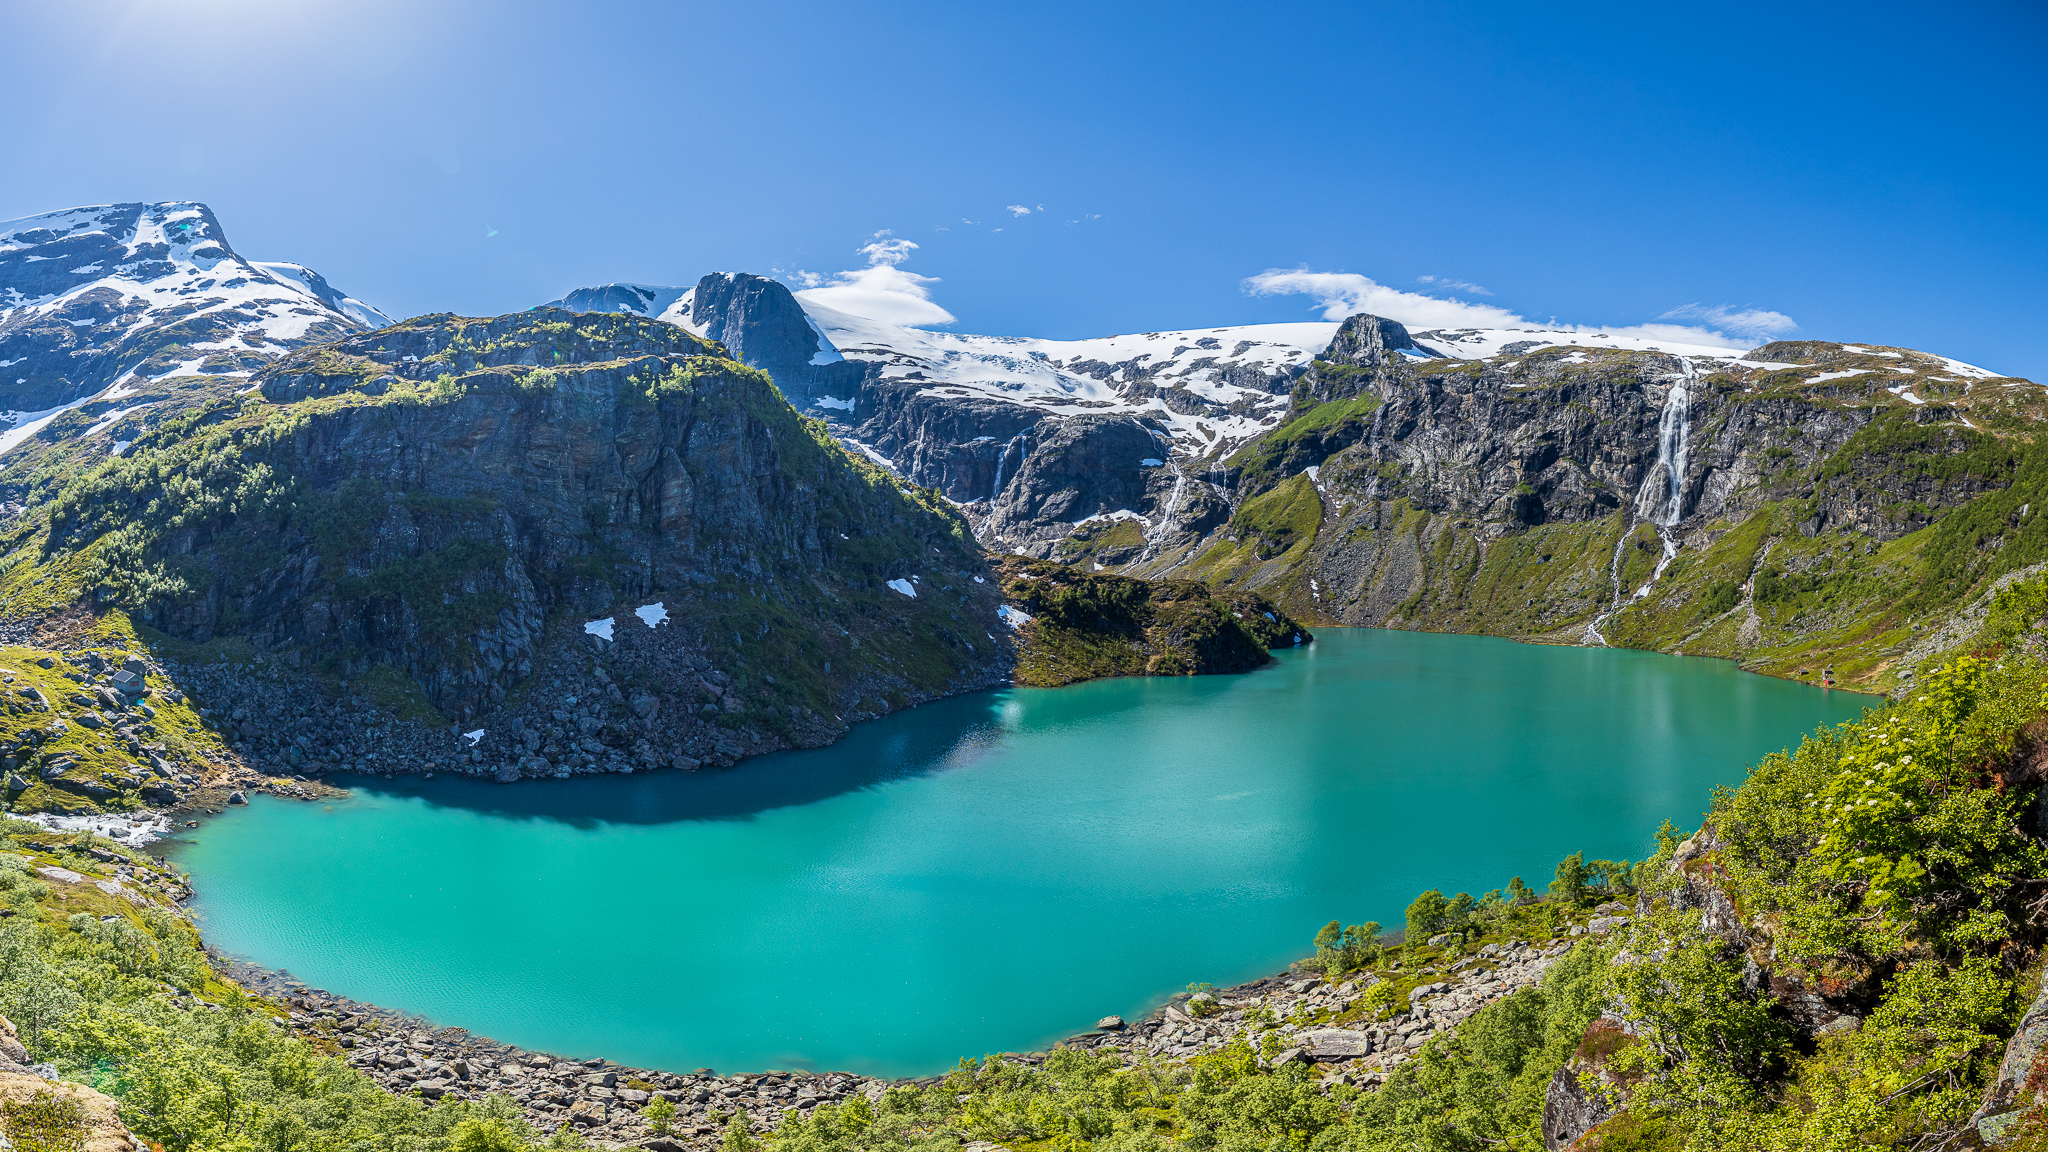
[1065,938,1577,1085]
[227,962,889,1145]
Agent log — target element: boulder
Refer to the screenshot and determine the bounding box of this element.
[1299,1028,1373,1060]
[1972,974,2048,1136]
[0,1070,145,1152]
[567,1098,607,1126]
[1542,1016,1638,1151]
[1095,1015,1126,1031]
[0,1016,30,1067]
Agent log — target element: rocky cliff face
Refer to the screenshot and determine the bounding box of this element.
[549,273,2045,691]
[545,273,1326,556]
[18,308,1011,779]
[1124,313,2044,690]
[0,202,386,414]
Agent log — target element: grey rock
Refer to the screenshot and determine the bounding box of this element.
[1095,1015,1125,1031]
[1299,1028,1373,1060]
[1974,974,2048,1129]
[1542,1016,1635,1151]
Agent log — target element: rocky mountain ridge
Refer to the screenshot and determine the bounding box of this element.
[0,202,387,416]
[0,306,1014,790]
[1130,313,2045,689]
[551,268,2043,691]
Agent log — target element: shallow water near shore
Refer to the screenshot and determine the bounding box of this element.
[171,628,1869,1078]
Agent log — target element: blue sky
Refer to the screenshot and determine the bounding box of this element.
[4,0,2044,375]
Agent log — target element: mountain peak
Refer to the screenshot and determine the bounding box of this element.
[0,200,391,421]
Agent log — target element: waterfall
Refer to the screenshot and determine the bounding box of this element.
[1636,360,1695,528]
[1582,359,1697,646]
[1142,462,1192,559]
[989,432,1026,502]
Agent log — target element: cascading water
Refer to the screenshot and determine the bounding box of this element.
[1584,360,1695,646]
[1141,461,1192,560]
[1637,359,1695,530]
[989,432,1026,502]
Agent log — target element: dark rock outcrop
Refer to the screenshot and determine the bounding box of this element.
[41,309,1011,776]
[1542,1016,1638,1150]
[998,555,1308,686]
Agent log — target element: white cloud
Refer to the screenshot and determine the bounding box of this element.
[791,231,956,327]
[1006,205,1032,216]
[1245,269,1796,350]
[1246,270,1523,329]
[1417,274,1493,296]
[1658,303,1799,341]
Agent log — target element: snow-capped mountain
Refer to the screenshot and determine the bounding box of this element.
[540,272,1899,463]
[541,283,690,321]
[0,202,389,417]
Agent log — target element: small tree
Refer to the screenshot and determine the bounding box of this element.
[1356,981,1400,1019]
[723,1114,755,1152]
[1654,818,1682,857]
[1341,922,1383,969]
[1444,892,1477,948]
[1589,858,1633,896]
[1507,876,1534,905]
[643,1098,677,1137]
[449,1119,524,1152]
[1314,921,1383,976]
[1313,920,1343,970]
[1550,851,1591,906]
[1406,889,1450,948]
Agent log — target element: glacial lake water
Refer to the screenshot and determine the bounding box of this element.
[170,628,1871,1078]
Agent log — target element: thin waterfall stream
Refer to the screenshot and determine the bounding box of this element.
[1584,360,1695,645]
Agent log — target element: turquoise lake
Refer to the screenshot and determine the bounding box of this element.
[170,628,1872,1078]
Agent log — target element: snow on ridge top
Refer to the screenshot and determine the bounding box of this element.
[251,261,392,330]
[0,201,385,369]
[0,201,201,245]
[802,300,1338,367]
[1414,326,1755,361]
[544,283,692,322]
[799,300,1337,455]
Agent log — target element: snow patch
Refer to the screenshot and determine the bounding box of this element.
[1072,509,1151,527]
[0,395,95,457]
[83,402,155,441]
[635,602,668,628]
[16,811,173,846]
[998,604,1032,628]
[1805,370,1870,384]
[816,395,855,411]
[887,578,917,598]
[584,617,615,641]
[463,729,485,746]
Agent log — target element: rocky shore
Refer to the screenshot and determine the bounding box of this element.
[1064,933,1584,1082]
[225,958,894,1147]
[220,909,1612,1148]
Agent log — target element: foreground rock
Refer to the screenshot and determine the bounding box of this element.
[1061,938,1575,1085]
[230,960,890,1145]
